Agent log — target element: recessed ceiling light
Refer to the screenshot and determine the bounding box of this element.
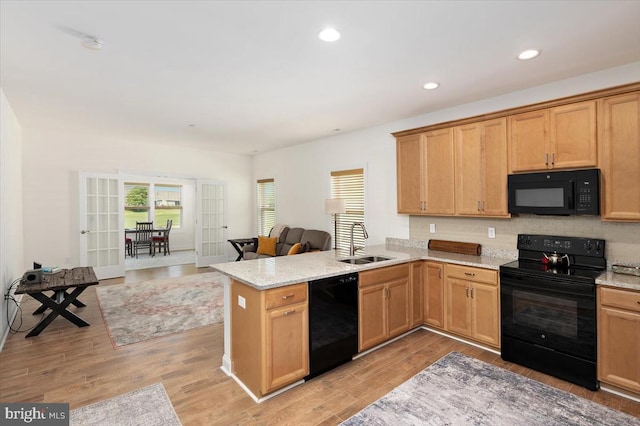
[319,28,341,42]
[423,82,440,90]
[80,34,103,50]
[517,49,540,60]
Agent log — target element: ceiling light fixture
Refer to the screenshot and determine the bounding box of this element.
[319,28,341,42]
[80,34,103,50]
[517,49,540,60]
[423,82,440,90]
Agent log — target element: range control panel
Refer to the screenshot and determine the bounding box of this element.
[517,234,605,257]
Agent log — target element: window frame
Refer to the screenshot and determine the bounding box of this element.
[124,181,183,229]
[257,178,276,236]
[330,168,365,252]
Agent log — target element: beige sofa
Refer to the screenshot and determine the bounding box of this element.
[242,226,331,260]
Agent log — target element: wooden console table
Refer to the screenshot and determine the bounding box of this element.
[228,238,256,261]
[15,266,99,337]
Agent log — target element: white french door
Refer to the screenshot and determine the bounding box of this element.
[196,179,228,267]
[79,172,125,279]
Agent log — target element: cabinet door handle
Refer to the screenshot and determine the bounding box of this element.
[471,288,474,299]
[545,153,549,166]
[477,201,481,211]
[283,309,296,316]
[464,272,475,277]
[281,294,295,300]
[438,269,442,279]
[482,201,485,212]
[466,287,469,298]
[551,153,555,166]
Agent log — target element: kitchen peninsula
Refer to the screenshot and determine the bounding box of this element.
[212,240,640,402]
[212,241,511,401]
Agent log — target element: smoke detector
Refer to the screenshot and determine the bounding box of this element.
[81,35,103,50]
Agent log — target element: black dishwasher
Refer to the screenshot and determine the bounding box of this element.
[306,273,359,380]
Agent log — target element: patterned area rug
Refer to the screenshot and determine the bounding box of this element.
[96,272,224,347]
[71,383,181,425]
[342,352,639,425]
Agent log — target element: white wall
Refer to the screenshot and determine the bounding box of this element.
[0,88,24,347]
[21,128,254,267]
[253,62,640,254]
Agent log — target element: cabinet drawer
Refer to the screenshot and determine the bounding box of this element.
[265,283,307,310]
[600,287,640,313]
[359,263,410,288]
[445,264,497,285]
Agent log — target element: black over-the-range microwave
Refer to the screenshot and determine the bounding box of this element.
[507,168,600,216]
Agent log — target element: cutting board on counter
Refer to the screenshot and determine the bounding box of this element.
[427,240,481,256]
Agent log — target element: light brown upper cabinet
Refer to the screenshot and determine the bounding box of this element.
[455,118,509,217]
[396,129,455,215]
[598,91,640,221]
[509,100,597,172]
[396,134,424,214]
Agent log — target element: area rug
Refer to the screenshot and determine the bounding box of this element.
[71,383,181,425]
[96,272,224,347]
[341,351,639,425]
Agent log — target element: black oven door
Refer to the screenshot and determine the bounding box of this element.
[508,176,574,215]
[500,269,596,361]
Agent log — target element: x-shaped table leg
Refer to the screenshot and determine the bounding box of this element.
[32,290,86,314]
[26,287,90,337]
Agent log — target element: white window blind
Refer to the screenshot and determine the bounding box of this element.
[257,178,276,236]
[331,168,365,252]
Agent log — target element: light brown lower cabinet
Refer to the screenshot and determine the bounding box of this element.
[410,261,424,328]
[444,264,500,348]
[424,261,445,329]
[359,264,411,352]
[231,280,309,397]
[598,286,640,394]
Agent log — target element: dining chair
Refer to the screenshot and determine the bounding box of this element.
[133,221,154,258]
[153,219,172,256]
[125,236,132,257]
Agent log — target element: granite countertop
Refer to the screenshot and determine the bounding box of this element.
[596,271,640,292]
[212,241,640,292]
[211,243,513,290]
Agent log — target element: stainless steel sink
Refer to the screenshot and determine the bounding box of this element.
[360,255,392,262]
[338,255,392,265]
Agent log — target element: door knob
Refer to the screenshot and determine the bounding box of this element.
[80,230,90,234]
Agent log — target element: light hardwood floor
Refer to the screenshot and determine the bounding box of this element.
[1,264,638,424]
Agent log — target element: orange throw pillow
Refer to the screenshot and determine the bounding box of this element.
[257,236,277,256]
[287,243,302,255]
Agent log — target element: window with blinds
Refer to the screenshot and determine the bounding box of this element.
[257,178,276,236]
[331,168,365,252]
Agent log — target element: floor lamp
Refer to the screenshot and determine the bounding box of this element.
[325,199,346,250]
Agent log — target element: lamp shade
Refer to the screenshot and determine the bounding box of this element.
[325,198,346,214]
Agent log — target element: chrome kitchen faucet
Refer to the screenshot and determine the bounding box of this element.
[350,222,368,256]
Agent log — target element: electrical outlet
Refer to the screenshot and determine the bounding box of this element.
[238,295,246,309]
[429,224,436,234]
[488,227,496,239]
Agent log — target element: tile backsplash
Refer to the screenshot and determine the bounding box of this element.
[410,215,640,267]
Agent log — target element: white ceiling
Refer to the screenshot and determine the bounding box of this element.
[2,1,639,155]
